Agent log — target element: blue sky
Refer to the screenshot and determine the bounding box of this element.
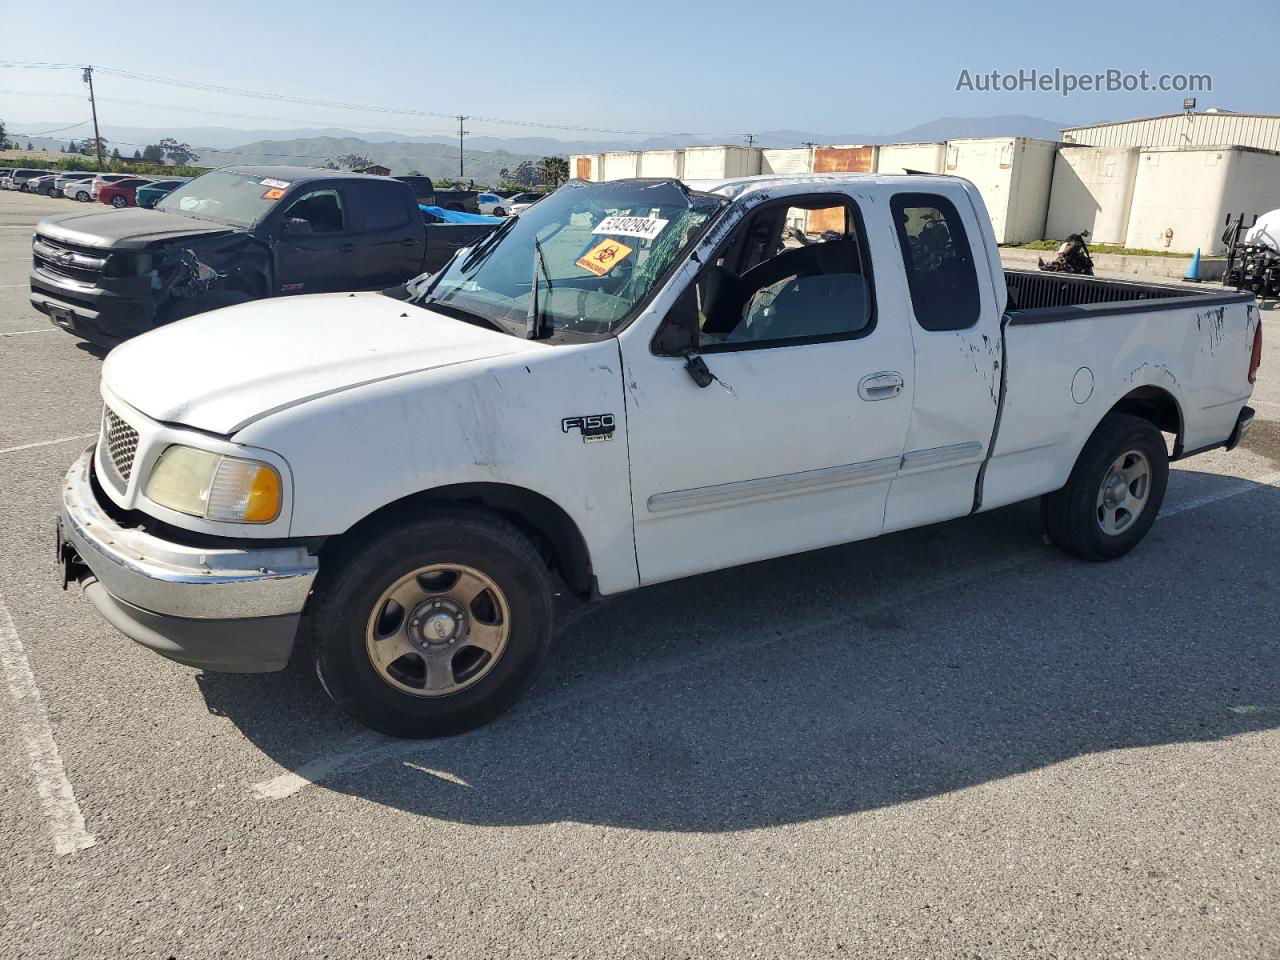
[3,0,1278,141]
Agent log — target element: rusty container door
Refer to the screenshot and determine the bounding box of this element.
[809,146,875,232]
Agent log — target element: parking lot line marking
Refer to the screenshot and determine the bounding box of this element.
[1,328,57,338]
[249,466,1280,801]
[0,283,29,288]
[251,730,390,800]
[0,435,95,456]
[1162,470,1280,518]
[0,589,96,856]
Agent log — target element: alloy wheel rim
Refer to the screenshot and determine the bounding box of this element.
[364,563,510,697]
[1096,449,1151,536]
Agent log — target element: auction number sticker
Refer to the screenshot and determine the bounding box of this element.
[259,177,291,189]
[592,216,669,241]
[576,238,633,276]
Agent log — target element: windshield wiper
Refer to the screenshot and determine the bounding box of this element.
[458,216,517,274]
[526,237,553,340]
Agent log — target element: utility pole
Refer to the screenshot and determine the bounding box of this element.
[82,65,104,171]
[457,115,468,179]
[744,133,757,147]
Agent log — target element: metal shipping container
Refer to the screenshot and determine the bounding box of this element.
[682,145,763,181]
[876,142,947,175]
[945,137,1059,244]
[570,154,604,182]
[1045,146,1140,246]
[762,147,812,176]
[602,151,641,180]
[808,146,877,231]
[638,149,685,179]
[1124,145,1280,255]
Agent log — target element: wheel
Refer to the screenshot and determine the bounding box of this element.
[493,207,507,217]
[1042,413,1169,561]
[310,507,554,737]
[111,195,127,208]
[75,190,90,202]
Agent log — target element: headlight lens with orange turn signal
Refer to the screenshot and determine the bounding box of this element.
[145,445,282,524]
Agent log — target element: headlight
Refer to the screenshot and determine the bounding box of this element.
[145,445,282,524]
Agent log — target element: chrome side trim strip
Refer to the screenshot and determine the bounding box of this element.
[901,441,983,469]
[647,456,900,514]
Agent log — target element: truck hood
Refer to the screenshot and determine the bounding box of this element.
[102,293,542,435]
[36,208,237,250]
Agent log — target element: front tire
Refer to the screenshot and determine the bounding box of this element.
[111,195,127,208]
[75,190,90,202]
[311,507,554,737]
[1042,413,1169,561]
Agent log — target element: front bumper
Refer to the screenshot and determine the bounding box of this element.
[30,269,159,345]
[58,447,318,672]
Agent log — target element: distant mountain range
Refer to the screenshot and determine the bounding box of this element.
[9,114,1068,181]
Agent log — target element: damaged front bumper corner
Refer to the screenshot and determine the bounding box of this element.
[57,447,318,672]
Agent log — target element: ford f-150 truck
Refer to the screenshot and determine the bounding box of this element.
[56,174,1262,737]
[30,165,498,345]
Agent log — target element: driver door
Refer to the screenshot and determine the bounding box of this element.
[272,186,359,295]
[618,190,916,586]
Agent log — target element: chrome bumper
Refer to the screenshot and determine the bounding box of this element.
[58,447,317,621]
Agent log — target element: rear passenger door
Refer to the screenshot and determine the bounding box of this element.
[346,182,424,288]
[881,190,1003,533]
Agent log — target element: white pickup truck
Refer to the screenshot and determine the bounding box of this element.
[58,174,1263,737]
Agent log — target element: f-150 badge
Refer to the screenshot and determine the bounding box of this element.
[562,414,615,443]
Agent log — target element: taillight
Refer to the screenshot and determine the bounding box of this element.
[1249,320,1263,384]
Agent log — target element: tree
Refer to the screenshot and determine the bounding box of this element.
[142,144,165,163]
[336,153,374,171]
[79,136,108,157]
[111,147,122,159]
[26,142,34,152]
[537,156,569,187]
[158,138,198,165]
[499,160,539,188]
[132,149,142,160]
[66,141,77,154]
[0,119,7,148]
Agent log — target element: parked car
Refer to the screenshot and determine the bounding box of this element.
[30,165,500,344]
[54,174,1261,737]
[26,174,64,196]
[52,172,99,199]
[475,192,509,216]
[507,191,544,215]
[12,169,55,191]
[97,177,154,209]
[88,174,138,201]
[135,178,188,210]
[394,175,480,213]
[0,169,13,188]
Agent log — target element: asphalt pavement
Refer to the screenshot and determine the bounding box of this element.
[1,190,1278,959]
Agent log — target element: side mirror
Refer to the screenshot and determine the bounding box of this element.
[282,217,313,237]
[653,284,701,357]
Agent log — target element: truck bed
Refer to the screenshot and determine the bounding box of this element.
[1004,269,1253,320]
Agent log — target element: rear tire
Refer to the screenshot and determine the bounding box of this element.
[75,190,90,202]
[311,507,554,737]
[1042,413,1169,561]
[493,207,507,217]
[111,195,127,208]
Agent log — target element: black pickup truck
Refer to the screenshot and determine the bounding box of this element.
[30,166,498,345]
[395,176,480,213]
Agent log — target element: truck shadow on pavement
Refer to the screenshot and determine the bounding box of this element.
[198,467,1280,832]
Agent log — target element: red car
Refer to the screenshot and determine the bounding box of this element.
[97,178,152,209]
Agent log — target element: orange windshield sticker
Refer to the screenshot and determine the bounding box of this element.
[576,238,633,276]
[261,188,286,201]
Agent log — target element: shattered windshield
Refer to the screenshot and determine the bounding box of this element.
[409,179,726,338]
[156,170,294,227]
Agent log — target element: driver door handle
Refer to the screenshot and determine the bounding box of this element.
[858,372,904,401]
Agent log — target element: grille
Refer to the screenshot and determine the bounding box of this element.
[32,234,108,284]
[103,407,140,483]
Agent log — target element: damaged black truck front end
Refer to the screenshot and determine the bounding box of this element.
[29,166,453,347]
[31,211,263,345]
